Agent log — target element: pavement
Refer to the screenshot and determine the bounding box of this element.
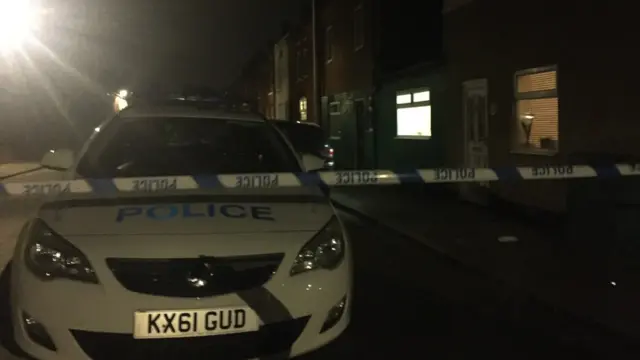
[0,209,602,360]
[330,185,640,355]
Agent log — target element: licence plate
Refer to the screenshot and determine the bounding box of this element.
[133,307,259,339]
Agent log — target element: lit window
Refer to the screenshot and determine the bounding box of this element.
[413,91,430,102]
[512,66,558,152]
[396,94,411,105]
[396,89,431,138]
[299,97,308,121]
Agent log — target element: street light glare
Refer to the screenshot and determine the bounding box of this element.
[0,0,41,51]
[118,89,129,98]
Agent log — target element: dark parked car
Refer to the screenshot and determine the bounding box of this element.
[272,120,334,169]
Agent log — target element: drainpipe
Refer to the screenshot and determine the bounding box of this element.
[311,0,319,124]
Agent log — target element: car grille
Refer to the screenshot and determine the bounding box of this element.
[71,316,309,360]
[106,254,284,298]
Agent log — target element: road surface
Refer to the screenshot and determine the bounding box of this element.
[0,209,600,359]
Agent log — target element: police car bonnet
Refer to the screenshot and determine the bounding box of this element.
[38,201,335,236]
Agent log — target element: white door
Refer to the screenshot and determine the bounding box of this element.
[461,79,489,201]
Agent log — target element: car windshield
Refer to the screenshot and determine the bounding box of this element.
[274,122,327,155]
[76,117,300,178]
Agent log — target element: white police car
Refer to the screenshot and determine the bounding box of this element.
[9,102,352,359]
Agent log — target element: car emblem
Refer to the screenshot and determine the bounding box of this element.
[186,257,214,288]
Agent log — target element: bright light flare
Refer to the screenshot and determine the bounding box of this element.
[114,89,129,111]
[0,0,42,51]
[114,97,128,112]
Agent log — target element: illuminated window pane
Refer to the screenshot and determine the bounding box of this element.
[396,94,411,104]
[512,66,559,152]
[517,71,556,93]
[299,97,307,121]
[515,97,558,150]
[413,91,430,102]
[397,105,431,137]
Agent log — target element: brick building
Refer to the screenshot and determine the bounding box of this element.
[435,0,640,212]
[317,0,375,169]
[228,0,441,169]
[227,47,275,118]
[231,0,640,213]
[273,33,291,120]
[229,0,376,167]
[291,21,314,122]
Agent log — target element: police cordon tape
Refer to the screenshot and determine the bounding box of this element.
[1,163,640,197]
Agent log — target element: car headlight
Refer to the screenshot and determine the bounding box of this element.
[24,219,98,284]
[290,216,345,276]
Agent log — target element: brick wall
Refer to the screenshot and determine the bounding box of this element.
[290,23,315,122]
[319,0,374,96]
[443,0,640,212]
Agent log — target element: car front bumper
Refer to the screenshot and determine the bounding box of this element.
[11,249,352,360]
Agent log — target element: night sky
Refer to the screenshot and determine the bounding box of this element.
[0,0,304,158]
[39,0,302,92]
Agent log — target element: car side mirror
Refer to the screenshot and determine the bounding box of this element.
[41,149,74,171]
[301,153,326,172]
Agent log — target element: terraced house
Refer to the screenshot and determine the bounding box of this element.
[229,0,639,215]
[230,0,442,169]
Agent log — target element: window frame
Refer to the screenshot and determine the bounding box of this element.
[395,88,433,140]
[325,25,334,64]
[328,101,341,139]
[297,37,309,81]
[353,3,364,51]
[275,44,285,94]
[295,44,302,81]
[302,47,309,79]
[329,101,341,116]
[511,64,559,155]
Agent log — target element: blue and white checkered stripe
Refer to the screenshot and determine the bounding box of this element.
[1,164,639,197]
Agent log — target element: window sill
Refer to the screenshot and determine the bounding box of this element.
[395,135,432,140]
[510,147,558,156]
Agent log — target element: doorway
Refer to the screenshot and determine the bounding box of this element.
[354,99,367,168]
[461,79,489,203]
